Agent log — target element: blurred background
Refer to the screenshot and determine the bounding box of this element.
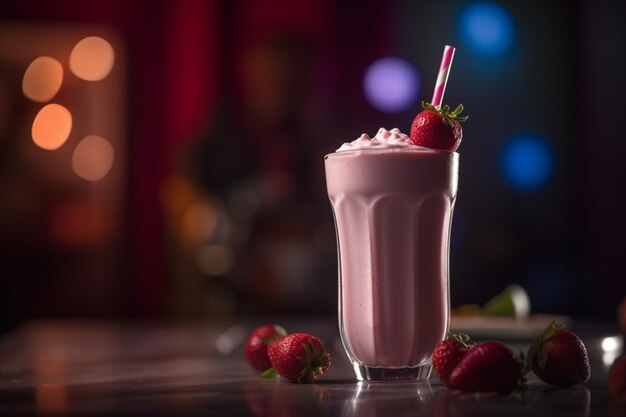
[0,0,625,332]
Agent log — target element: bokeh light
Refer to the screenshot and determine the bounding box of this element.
[501,135,554,190]
[31,104,72,150]
[196,244,236,276]
[363,57,420,113]
[601,336,623,366]
[215,325,247,354]
[459,3,514,55]
[181,200,218,247]
[69,36,115,81]
[72,135,115,181]
[22,57,63,103]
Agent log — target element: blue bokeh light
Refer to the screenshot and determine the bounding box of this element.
[363,57,420,113]
[501,136,554,190]
[459,3,514,55]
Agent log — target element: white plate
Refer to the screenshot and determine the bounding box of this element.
[450,314,573,340]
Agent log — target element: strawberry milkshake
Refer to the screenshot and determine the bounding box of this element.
[325,127,459,381]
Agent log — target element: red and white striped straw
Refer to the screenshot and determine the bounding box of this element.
[431,45,456,109]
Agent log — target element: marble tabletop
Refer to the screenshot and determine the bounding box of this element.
[0,319,623,416]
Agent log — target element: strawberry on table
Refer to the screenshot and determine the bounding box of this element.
[432,333,473,387]
[410,101,468,152]
[448,342,523,394]
[245,324,288,373]
[526,322,590,387]
[267,333,330,383]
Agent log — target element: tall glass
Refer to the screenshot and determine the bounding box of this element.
[325,148,458,381]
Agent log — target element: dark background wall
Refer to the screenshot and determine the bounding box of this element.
[0,0,624,331]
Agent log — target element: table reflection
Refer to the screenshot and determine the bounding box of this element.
[342,381,437,417]
[245,379,332,417]
[0,322,618,417]
[524,386,590,417]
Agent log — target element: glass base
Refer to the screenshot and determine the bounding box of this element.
[352,363,432,382]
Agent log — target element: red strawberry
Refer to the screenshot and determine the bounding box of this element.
[432,333,473,386]
[527,322,590,387]
[609,355,626,399]
[410,102,468,151]
[448,342,523,394]
[245,324,288,372]
[267,333,330,383]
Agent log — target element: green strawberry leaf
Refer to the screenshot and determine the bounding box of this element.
[422,101,437,111]
[421,101,468,124]
[262,324,288,345]
[524,321,565,373]
[274,325,288,337]
[260,367,277,378]
[295,339,329,383]
[537,347,548,368]
[447,332,474,348]
[450,103,464,117]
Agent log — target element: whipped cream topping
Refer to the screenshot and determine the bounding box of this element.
[336,127,421,152]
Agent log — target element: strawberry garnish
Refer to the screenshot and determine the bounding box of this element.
[448,342,524,394]
[525,322,590,387]
[609,355,626,399]
[432,333,473,387]
[410,101,468,151]
[267,333,330,383]
[244,324,288,373]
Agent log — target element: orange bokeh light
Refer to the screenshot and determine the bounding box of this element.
[69,36,115,81]
[72,135,115,181]
[181,200,218,247]
[22,56,64,103]
[31,103,72,150]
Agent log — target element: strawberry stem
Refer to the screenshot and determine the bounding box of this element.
[296,340,330,382]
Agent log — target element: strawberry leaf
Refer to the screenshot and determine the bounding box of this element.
[421,101,469,125]
[260,367,277,378]
[422,101,437,112]
[274,325,288,337]
[262,324,288,345]
[524,321,565,373]
[447,332,474,348]
[295,340,329,383]
[450,104,464,117]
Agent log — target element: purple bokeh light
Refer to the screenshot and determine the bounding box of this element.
[363,57,420,113]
